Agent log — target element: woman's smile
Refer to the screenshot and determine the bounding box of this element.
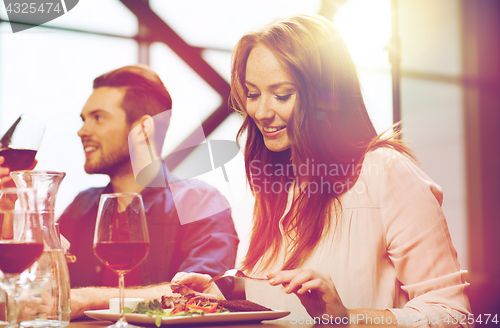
[261,125,287,138]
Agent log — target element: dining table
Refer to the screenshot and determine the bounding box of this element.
[68,316,397,328]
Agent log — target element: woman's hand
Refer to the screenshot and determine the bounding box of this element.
[171,272,225,300]
[267,268,348,319]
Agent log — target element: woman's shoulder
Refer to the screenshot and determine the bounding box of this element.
[363,146,413,165]
[360,146,443,205]
[359,146,415,179]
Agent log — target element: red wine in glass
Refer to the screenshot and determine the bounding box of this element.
[0,188,43,328]
[0,114,45,171]
[94,241,149,273]
[0,241,43,274]
[0,148,37,171]
[93,193,149,328]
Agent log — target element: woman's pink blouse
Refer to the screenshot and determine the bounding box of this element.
[245,148,472,327]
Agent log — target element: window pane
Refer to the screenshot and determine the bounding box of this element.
[150,42,222,156]
[334,0,393,132]
[334,0,392,69]
[358,70,393,133]
[202,49,231,83]
[151,0,321,50]
[0,23,138,217]
[0,0,138,37]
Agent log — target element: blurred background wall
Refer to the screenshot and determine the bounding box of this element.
[0,0,498,315]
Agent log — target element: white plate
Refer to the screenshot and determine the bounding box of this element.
[84,309,290,326]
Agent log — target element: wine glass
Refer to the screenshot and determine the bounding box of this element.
[0,114,45,171]
[0,188,43,328]
[93,193,150,328]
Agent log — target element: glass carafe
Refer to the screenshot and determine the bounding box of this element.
[11,171,70,328]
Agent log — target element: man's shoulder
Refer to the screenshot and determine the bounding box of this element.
[72,186,105,202]
[169,178,227,202]
[59,186,104,221]
[168,178,231,225]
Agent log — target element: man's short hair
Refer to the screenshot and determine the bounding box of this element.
[93,64,172,125]
[93,64,172,153]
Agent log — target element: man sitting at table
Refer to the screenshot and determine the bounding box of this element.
[57,64,239,318]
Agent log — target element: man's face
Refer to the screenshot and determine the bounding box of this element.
[78,87,131,176]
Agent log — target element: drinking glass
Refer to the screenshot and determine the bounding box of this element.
[0,188,43,328]
[93,193,150,328]
[0,114,45,171]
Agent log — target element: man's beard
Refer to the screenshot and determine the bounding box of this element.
[84,145,131,177]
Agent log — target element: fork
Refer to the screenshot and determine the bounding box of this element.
[208,269,269,284]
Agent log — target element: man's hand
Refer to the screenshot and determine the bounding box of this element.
[70,283,174,319]
[0,156,13,189]
[70,287,119,319]
[0,157,37,189]
[70,288,96,319]
[0,156,9,175]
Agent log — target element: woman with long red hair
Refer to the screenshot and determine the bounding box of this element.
[174,14,471,326]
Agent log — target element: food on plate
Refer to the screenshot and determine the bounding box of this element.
[161,294,227,315]
[218,299,272,312]
[125,293,273,327]
[169,282,194,295]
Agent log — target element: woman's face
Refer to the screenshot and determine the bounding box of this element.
[245,44,297,152]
